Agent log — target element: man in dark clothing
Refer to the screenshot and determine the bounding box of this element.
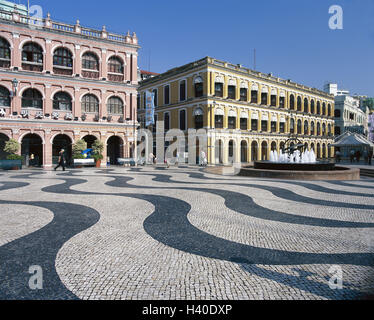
[355,150,361,163]
[54,149,66,171]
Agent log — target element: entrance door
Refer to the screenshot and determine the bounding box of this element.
[21,134,43,167]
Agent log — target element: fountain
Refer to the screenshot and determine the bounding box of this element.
[239,136,360,180]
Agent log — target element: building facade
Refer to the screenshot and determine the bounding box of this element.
[138,57,335,165]
[0,10,140,169]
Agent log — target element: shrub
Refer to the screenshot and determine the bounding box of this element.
[6,154,23,160]
[92,140,104,156]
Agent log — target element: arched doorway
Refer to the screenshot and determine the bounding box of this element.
[21,133,43,167]
[322,144,326,159]
[107,136,123,165]
[0,133,9,160]
[241,141,248,163]
[82,135,97,149]
[311,143,315,154]
[228,140,235,164]
[53,134,72,166]
[251,141,258,161]
[271,141,277,152]
[261,141,268,161]
[215,139,223,164]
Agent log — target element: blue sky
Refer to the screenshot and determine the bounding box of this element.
[23,0,374,96]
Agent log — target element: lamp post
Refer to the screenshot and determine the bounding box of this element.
[11,78,19,115]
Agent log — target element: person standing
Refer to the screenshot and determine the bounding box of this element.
[335,150,341,163]
[350,149,355,163]
[363,149,369,165]
[54,149,66,171]
[369,148,373,166]
[356,150,361,163]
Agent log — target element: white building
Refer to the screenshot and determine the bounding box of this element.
[324,83,368,137]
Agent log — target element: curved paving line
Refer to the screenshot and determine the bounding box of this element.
[0,181,30,191]
[104,175,374,228]
[115,172,374,211]
[326,180,374,190]
[139,193,374,267]
[0,200,100,300]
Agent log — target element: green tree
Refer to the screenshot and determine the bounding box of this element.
[72,139,87,159]
[4,139,20,155]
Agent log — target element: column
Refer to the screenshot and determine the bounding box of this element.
[211,72,215,96]
[101,49,108,80]
[74,88,81,118]
[131,53,138,84]
[45,39,53,73]
[43,130,52,170]
[125,53,131,82]
[74,45,81,76]
[100,134,107,168]
[12,33,21,70]
[44,85,52,115]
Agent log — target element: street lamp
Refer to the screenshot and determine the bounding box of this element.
[12,78,18,96]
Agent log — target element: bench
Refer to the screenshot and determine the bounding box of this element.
[73,158,95,167]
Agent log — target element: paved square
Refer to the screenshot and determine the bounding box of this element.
[0,167,373,300]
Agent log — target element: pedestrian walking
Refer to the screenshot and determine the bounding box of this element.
[54,149,66,171]
[355,150,361,163]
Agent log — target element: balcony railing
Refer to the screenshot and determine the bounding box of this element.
[0,9,139,46]
[53,67,73,76]
[82,70,99,79]
[22,62,43,72]
[108,73,124,82]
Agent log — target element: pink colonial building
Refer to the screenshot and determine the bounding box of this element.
[0,9,139,169]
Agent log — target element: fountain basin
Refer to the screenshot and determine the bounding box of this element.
[254,161,336,172]
[239,165,360,181]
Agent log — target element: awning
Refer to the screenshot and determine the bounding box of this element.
[332,132,374,147]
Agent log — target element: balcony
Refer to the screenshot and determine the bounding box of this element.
[53,67,73,76]
[22,62,43,72]
[82,70,99,79]
[108,73,124,82]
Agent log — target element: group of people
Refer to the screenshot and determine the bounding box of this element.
[348,149,373,165]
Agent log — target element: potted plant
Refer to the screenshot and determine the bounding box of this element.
[1,139,23,170]
[92,140,104,168]
[72,139,87,168]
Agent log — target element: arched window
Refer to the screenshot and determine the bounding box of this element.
[228,80,236,100]
[108,56,124,82]
[261,89,268,105]
[322,123,326,136]
[290,118,295,133]
[53,92,72,111]
[304,121,309,135]
[194,77,203,98]
[82,94,99,113]
[179,109,186,130]
[297,119,302,134]
[0,86,10,107]
[108,56,123,74]
[311,121,315,135]
[317,101,321,115]
[53,47,73,75]
[322,103,326,116]
[328,124,332,136]
[215,76,223,98]
[304,98,308,113]
[310,100,315,114]
[317,122,321,136]
[297,96,302,111]
[0,37,11,68]
[22,42,43,71]
[328,104,332,117]
[107,96,124,114]
[194,108,204,129]
[22,88,43,109]
[82,52,99,79]
[289,94,295,109]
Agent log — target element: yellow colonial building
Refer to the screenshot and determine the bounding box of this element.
[138,57,335,165]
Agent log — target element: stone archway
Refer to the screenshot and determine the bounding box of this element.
[107,136,123,165]
[0,133,10,160]
[53,134,72,166]
[21,133,43,167]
